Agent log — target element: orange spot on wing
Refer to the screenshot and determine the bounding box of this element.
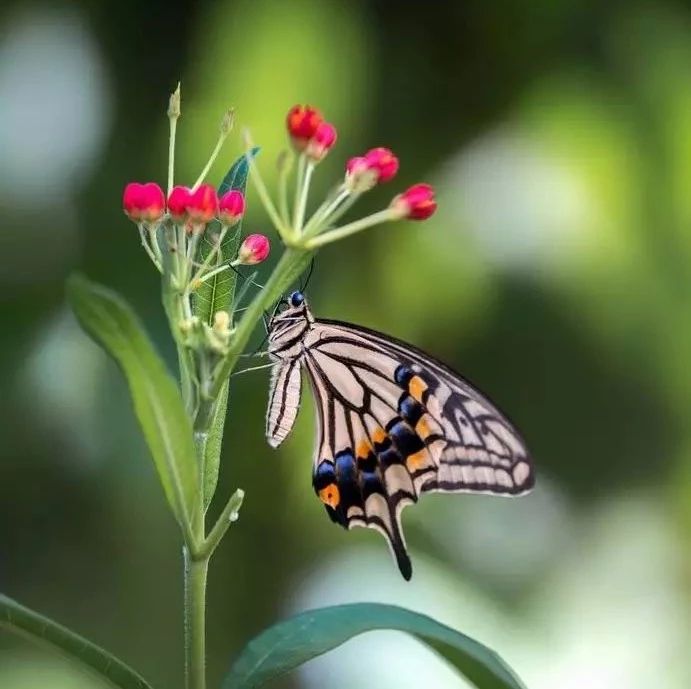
[406,450,430,471]
[372,426,387,444]
[356,439,372,459]
[416,416,431,440]
[409,375,428,403]
[318,483,340,508]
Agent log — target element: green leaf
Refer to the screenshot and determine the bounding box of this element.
[203,378,228,510]
[0,593,153,689]
[193,147,260,326]
[67,274,199,527]
[193,147,259,510]
[223,603,527,689]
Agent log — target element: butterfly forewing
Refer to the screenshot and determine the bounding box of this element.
[266,297,534,580]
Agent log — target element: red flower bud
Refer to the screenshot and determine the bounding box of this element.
[390,183,437,220]
[187,184,219,224]
[306,122,337,162]
[286,104,323,151]
[218,190,246,226]
[123,182,165,223]
[237,233,270,265]
[167,185,192,222]
[345,148,399,192]
[346,156,368,176]
[364,147,399,183]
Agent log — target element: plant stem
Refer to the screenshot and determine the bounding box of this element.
[304,208,397,248]
[294,161,315,233]
[208,247,313,400]
[201,489,245,558]
[184,548,209,689]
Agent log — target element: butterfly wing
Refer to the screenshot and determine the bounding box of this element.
[302,319,533,580]
[266,359,302,448]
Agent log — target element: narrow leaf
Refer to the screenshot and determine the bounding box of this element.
[193,147,260,326]
[67,274,199,526]
[223,603,527,689]
[203,379,228,510]
[0,593,153,689]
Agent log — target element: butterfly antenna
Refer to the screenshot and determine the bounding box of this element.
[300,257,316,292]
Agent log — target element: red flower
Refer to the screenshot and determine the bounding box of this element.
[345,148,399,191]
[286,105,323,150]
[346,156,368,176]
[218,190,246,226]
[237,233,270,265]
[167,185,192,222]
[187,184,218,224]
[390,183,437,220]
[123,182,165,222]
[306,122,337,162]
[364,147,399,182]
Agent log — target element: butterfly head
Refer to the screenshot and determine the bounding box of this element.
[267,290,313,355]
[289,290,305,307]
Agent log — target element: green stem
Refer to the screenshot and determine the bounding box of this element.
[294,161,315,233]
[304,208,397,248]
[201,488,245,558]
[184,549,209,689]
[208,247,313,400]
[292,154,306,231]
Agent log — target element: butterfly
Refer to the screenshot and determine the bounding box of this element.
[265,290,534,580]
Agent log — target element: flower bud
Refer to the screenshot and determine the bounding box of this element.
[306,122,337,162]
[167,185,192,222]
[286,105,323,151]
[364,147,399,183]
[390,183,437,220]
[212,310,232,341]
[345,147,399,192]
[187,184,219,225]
[218,190,246,227]
[123,182,165,223]
[237,233,270,265]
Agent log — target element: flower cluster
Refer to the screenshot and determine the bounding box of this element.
[246,103,436,250]
[123,183,268,267]
[120,93,437,369]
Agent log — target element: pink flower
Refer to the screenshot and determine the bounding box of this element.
[237,233,270,265]
[286,104,323,150]
[187,184,218,224]
[363,147,399,183]
[123,182,165,222]
[345,148,399,191]
[218,190,246,226]
[167,186,192,222]
[390,184,437,220]
[306,122,337,162]
[346,156,368,176]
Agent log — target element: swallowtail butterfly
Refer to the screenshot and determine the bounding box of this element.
[266,291,534,579]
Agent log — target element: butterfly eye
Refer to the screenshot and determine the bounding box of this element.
[290,291,305,307]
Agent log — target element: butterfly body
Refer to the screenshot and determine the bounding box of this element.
[266,291,534,580]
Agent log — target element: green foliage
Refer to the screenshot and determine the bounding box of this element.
[0,593,153,689]
[193,147,259,326]
[223,603,527,689]
[66,274,199,528]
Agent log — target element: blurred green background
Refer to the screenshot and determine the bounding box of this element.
[1,0,691,687]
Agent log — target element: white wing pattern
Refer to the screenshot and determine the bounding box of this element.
[267,294,534,580]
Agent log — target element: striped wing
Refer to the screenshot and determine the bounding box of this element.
[266,359,302,448]
[303,319,533,580]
